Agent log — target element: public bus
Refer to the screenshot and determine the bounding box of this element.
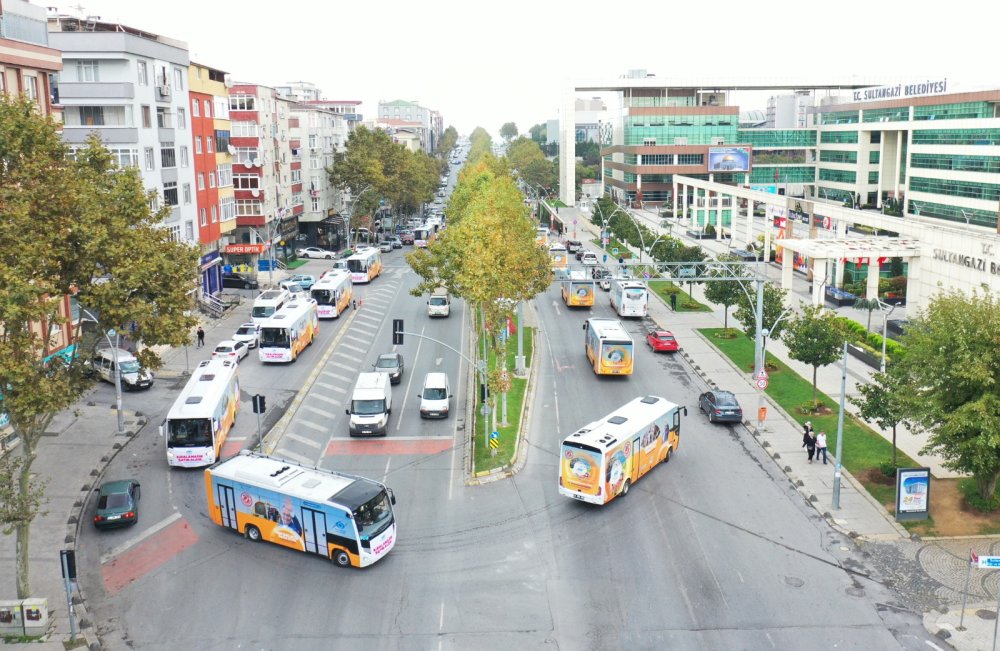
[559,395,686,505]
[610,280,649,318]
[251,289,290,327]
[413,226,436,249]
[163,359,240,468]
[535,226,549,247]
[347,248,382,284]
[205,450,397,568]
[582,317,634,376]
[258,298,319,363]
[310,271,352,318]
[548,243,568,273]
[561,270,595,307]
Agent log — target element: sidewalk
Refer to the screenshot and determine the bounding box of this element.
[0,289,269,648]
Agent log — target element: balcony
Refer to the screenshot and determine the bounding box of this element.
[57,82,135,100]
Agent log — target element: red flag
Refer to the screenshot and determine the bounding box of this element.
[508,316,516,336]
[972,549,980,566]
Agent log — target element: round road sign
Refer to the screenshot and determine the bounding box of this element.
[756,378,769,390]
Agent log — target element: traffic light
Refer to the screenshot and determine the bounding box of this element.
[252,394,266,414]
[392,319,404,345]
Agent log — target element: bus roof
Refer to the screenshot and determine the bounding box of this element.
[254,289,289,306]
[615,280,647,290]
[314,271,350,289]
[167,359,238,421]
[586,317,632,340]
[258,299,316,330]
[347,248,380,261]
[211,451,383,509]
[563,395,678,450]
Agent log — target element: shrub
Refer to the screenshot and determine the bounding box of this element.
[704,223,717,237]
[878,460,897,478]
[960,478,1000,513]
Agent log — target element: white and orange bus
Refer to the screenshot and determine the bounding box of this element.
[310,271,352,318]
[582,317,634,375]
[346,248,382,284]
[163,359,240,468]
[205,451,397,568]
[258,298,319,363]
[559,395,686,505]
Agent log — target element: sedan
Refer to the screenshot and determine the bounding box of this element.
[646,329,679,353]
[389,236,403,249]
[281,274,316,290]
[296,247,337,260]
[379,240,393,253]
[581,252,599,266]
[232,323,259,349]
[222,273,258,290]
[400,232,415,245]
[373,352,404,385]
[698,390,744,424]
[93,479,140,529]
[212,339,249,363]
[564,239,582,253]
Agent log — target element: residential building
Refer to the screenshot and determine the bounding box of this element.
[274,80,320,102]
[48,13,198,244]
[290,101,349,250]
[1,0,62,120]
[305,99,363,132]
[188,62,233,295]
[375,117,423,152]
[378,99,437,152]
[547,97,607,145]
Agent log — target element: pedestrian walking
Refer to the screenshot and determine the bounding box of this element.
[670,292,678,312]
[801,421,816,463]
[352,299,357,310]
[196,326,205,348]
[815,431,828,464]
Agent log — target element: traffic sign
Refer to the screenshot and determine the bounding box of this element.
[755,377,769,390]
[756,370,769,381]
[977,556,1000,568]
[612,247,619,256]
[489,431,500,450]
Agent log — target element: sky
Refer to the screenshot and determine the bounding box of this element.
[61,0,996,139]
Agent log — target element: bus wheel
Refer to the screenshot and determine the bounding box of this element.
[621,479,631,497]
[245,525,262,542]
[332,549,351,568]
[663,448,671,463]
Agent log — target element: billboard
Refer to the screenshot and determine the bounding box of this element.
[895,467,931,521]
[709,147,751,173]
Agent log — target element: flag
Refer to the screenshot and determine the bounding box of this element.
[971,549,979,566]
[508,316,516,336]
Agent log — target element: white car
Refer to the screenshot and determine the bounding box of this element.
[232,323,259,349]
[581,252,599,266]
[296,247,337,260]
[212,339,249,363]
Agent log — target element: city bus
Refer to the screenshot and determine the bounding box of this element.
[561,270,595,307]
[548,243,568,274]
[559,395,686,505]
[610,280,649,318]
[251,289,290,327]
[346,247,382,284]
[310,271,352,318]
[163,359,240,468]
[258,298,319,363]
[535,226,549,247]
[413,226,436,249]
[205,450,397,568]
[582,317,634,376]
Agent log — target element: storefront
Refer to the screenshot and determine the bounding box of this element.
[200,250,223,296]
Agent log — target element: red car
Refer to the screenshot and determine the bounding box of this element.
[646,329,679,353]
[400,232,415,245]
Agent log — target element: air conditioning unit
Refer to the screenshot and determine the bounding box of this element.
[157,85,171,98]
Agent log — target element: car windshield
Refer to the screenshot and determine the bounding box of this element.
[167,418,212,447]
[351,399,386,415]
[215,346,234,354]
[715,394,739,406]
[251,306,274,318]
[423,387,447,400]
[375,357,398,369]
[119,360,141,374]
[353,491,393,541]
[429,297,447,306]
[236,326,255,336]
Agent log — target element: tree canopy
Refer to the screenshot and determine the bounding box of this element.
[499,122,519,143]
[783,305,845,406]
[732,281,789,346]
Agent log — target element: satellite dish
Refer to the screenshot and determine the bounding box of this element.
[227,145,236,155]
[250,188,260,197]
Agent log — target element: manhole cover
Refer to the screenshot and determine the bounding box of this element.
[977,609,997,620]
[784,576,804,588]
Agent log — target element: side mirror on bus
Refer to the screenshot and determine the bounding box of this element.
[681,406,688,416]
[582,323,587,331]
[388,488,396,505]
[344,408,350,416]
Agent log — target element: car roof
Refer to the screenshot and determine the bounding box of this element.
[99,479,134,494]
[378,352,401,360]
[216,340,237,346]
[652,330,673,337]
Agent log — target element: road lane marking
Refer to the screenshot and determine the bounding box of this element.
[382,457,391,484]
[309,392,342,406]
[273,447,314,466]
[286,432,322,449]
[395,324,426,431]
[101,512,183,564]
[340,343,366,353]
[101,517,198,596]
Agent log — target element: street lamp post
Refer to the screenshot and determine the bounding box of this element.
[81,309,125,436]
[879,299,897,374]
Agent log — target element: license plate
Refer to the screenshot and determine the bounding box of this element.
[572,494,585,501]
[108,515,121,520]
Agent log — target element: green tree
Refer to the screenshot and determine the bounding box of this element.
[499,122,519,143]
[437,126,459,156]
[732,282,789,346]
[575,141,601,167]
[0,96,198,598]
[783,305,845,407]
[528,123,547,144]
[896,289,1000,500]
[702,254,746,329]
[849,365,911,467]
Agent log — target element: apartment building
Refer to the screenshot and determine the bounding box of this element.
[1,0,61,120]
[378,99,438,152]
[289,101,349,250]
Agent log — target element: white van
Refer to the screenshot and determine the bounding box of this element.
[427,288,451,317]
[346,372,392,436]
[419,372,451,419]
[251,289,290,326]
[86,347,154,390]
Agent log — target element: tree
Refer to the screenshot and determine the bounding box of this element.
[437,126,459,156]
[849,365,911,467]
[528,123,547,144]
[783,305,845,407]
[702,254,746,330]
[732,281,789,346]
[0,96,198,598]
[499,122,519,143]
[895,289,1000,500]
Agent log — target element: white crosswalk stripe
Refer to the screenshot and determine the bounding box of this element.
[314,381,348,394]
[295,420,326,433]
[340,343,366,353]
[285,432,322,449]
[309,392,343,406]
[321,370,353,383]
[272,447,314,466]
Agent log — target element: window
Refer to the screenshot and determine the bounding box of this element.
[231,121,258,137]
[160,142,176,168]
[291,169,302,182]
[211,206,218,223]
[185,222,194,242]
[204,100,212,117]
[156,107,171,128]
[213,97,229,120]
[219,196,236,222]
[232,174,260,190]
[200,208,207,226]
[108,148,139,168]
[142,105,152,128]
[209,172,216,188]
[163,181,178,206]
[195,136,202,154]
[308,134,317,148]
[217,163,232,187]
[310,158,320,169]
[233,147,259,164]
[192,98,201,117]
[215,129,230,153]
[235,199,263,216]
[177,108,186,129]
[230,95,256,111]
[77,60,99,82]
[167,225,180,241]
[144,147,155,170]
[197,173,205,190]
[173,68,184,90]
[137,60,148,86]
[179,146,189,167]
[207,136,214,153]
[311,196,320,211]
[183,183,191,204]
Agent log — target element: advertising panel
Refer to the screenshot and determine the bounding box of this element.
[709,147,751,173]
[895,467,931,521]
[560,445,602,496]
[599,342,634,375]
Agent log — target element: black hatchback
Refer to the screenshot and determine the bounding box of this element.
[373,352,404,384]
[222,273,258,290]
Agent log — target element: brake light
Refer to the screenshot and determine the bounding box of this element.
[94,515,104,523]
[124,511,135,519]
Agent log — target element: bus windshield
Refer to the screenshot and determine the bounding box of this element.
[347,259,367,273]
[259,328,291,348]
[311,289,334,305]
[351,399,386,415]
[167,418,212,447]
[354,491,393,541]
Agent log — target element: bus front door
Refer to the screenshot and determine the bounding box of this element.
[301,507,328,555]
[216,484,238,530]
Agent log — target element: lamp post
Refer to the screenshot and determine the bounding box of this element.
[81,309,125,436]
[879,299,897,374]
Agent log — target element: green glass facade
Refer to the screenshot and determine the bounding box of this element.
[821,110,860,125]
[817,186,854,203]
[913,101,993,121]
[869,151,880,164]
[820,131,859,144]
[910,176,1000,202]
[867,171,879,184]
[909,200,998,228]
[750,166,815,183]
[910,153,1000,173]
[819,150,858,164]
[911,129,1000,145]
[737,129,817,147]
[819,168,858,184]
[624,114,738,146]
[863,107,909,122]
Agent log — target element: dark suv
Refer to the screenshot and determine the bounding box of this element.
[222,273,258,289]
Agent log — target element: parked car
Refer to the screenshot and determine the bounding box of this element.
[84,347,154,390]
[379,240,393,252]
[280,274,316,290]
[564,239,582,253]
[212,339,250,363]
[93,479,140,529]
[373,352,404,385]
[232,323,260,349]
[389,235,403,249]
[222,273,258,290]
[698,390,744,423]
[646,329,679,353]
[400,232,415,245]
[580,251,599,266]
[592,266,612,281]
[296,247,338,260]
